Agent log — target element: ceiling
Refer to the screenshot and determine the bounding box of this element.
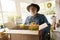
[12,0,51,3]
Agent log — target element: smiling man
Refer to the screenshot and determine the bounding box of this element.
[25,3,51,40]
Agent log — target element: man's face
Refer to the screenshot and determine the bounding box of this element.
[29,6,37,16]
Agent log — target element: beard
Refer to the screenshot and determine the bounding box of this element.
[30,11,37,17]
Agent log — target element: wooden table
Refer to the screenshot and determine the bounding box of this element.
[4,30,39,40]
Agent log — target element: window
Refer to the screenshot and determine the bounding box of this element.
[0,0,17,24]
[20,2,30,23]
[0,13,3,25]
[1,0,16,12]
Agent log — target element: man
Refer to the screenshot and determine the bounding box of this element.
[25,3,51,40]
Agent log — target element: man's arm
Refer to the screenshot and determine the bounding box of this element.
[41,15,51,33]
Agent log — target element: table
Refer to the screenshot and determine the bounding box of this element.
[4,30,39,40]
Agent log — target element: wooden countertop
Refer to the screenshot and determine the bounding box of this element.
[4,30,38,35]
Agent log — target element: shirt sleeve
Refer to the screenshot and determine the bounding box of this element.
[24,16,31,25]
[41,15,51,33]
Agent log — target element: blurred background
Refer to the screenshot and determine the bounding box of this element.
[0,0,60,40]
[0,0,56,26]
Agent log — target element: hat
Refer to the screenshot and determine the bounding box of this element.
[27,3,40,12]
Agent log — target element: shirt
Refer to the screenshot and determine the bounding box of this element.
[25,13,51,40]
[25,13,50,25]
[25,13,51,31]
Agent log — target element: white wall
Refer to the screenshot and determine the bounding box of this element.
[55,0,60,22]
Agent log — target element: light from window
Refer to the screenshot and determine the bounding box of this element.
[0,13,3,25]
[20,2,30,23]
[1,0,16,12]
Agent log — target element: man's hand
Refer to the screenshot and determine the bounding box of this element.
[39,23,48,30]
